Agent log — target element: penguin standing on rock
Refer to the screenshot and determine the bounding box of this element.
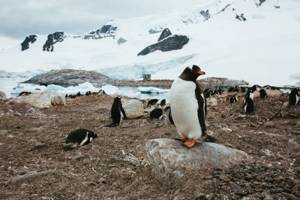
[170,65,207,148]
[107,97,127,127]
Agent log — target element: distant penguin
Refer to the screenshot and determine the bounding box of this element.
[229,95,238,104]
[65,128,97,146]
[108,97,127,127]
[289,88,299,106]
[147,99,159,107]
[150,108,163,119]
[170,65,206,148]
[164,106,174,125]
[259,88,267,99]
[159,99,166,107]
[243,91,254,114]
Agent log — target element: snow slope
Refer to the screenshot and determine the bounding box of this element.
[0,0,299,87]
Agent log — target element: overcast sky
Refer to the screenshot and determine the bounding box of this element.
[0,0,201,39]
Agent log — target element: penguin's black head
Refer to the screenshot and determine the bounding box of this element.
[114,97,122,103]
[88,131,97,140]
[179,65,206,81]
[291,88,299,96]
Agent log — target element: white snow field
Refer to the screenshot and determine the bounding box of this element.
[0,0,299,97]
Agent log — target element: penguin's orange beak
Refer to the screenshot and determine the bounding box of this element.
[197,69,206,75]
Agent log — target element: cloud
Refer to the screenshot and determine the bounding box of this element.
[0,0,200,39]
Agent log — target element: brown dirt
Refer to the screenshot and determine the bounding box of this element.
[0,93,299,200]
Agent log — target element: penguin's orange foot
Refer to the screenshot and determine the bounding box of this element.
[183,138,196,148]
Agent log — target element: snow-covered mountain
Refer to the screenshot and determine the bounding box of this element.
[0,0,299,87]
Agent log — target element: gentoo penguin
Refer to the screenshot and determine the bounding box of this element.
[65,128,97,146]
[149,108,163,119]
[229,95,238,104]
[108,97,127,127]
[243,91,254,114]
[259,88,267,99]
[289,88,299,106]
[147,99,159,107]
[170,65,206,148]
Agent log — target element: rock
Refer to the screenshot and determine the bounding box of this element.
[200,10,210,21]
[51,95,66,106]
[117,37,127,45]
[42,32,64,52]
[122,99,144,119]
[23,69,110,87]
[84,24,117,39]
[145,138,250,177]
[138,34,189,56]
[207,97,218,106]
[0,91,6,100]
[11,92,66,108]
[21,35,37,51]
[158,28,172,41]
[288,138,300,156]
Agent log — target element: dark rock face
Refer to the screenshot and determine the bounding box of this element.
[200,10,210,21]
[21,35,37,51]
[257,0,266,6]
[43,32,64,52]
[84,25,117,39]
[158,28,172,41]
[23,69,110,87]
[138,35,189,56]
[117,37,127,45]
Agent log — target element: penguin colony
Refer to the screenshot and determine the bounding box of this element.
[63,64,299,149]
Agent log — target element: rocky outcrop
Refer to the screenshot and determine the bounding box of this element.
[84,24,117,40]
[158,28,172,41]
[200,10,211,21]
[145,138,250,177]
[121,99,144,119]
[138,35,189,56]
[11,93,66,108]
[43,32,64,52]
[117,37,127,45]
[21,35,37,51]
[0,91,6,101]
[24,69,110,87]
[199,77,249,89]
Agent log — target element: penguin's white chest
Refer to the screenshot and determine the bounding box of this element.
[170,78,202,139]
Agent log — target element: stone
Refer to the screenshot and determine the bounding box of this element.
[138,34,189,56]
[21,35,37,51]
[0,91,6,100]
[23,69,110,87]
[145,138,250,177]
[122,99,144,119]
[51,95,66,106]
[11,92,66,108]
[207,97,218,106]
[117,37,127,45]
[158,28,172,41]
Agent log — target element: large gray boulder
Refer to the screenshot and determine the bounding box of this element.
[24,69,110,87]
[121,99,144,119]
[11,92,66,108]
[0,91,6,101]
[138,35,189,56]
[145,138,250,177]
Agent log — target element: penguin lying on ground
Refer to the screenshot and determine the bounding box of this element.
[170,65,207,148]
[243,90,254,114]
[65,128,97,146]
[289,88,300,106]
[107,97,127,127]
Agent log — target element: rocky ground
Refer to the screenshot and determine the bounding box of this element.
[0,93,300,200]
